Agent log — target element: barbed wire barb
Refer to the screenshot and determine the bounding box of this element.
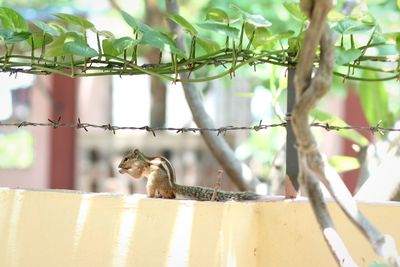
[76,118,88,132]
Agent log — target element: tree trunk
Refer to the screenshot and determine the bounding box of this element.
[145,0,167,128]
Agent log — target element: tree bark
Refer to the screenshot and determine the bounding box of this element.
[292,0,400,265]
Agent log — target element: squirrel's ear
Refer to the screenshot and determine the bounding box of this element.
[125,149,135,157]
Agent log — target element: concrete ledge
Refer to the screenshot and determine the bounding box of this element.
[0,187,399,267]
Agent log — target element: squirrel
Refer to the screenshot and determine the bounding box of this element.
[118,149,260,201]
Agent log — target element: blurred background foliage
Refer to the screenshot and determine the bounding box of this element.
[1,0,399,181]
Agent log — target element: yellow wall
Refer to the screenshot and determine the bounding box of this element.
[0,187,399,267]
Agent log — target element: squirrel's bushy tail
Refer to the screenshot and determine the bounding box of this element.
[173,184,260,201]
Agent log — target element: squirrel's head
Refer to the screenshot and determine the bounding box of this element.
[118,149,148,179]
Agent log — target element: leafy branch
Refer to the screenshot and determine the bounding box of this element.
[0,5,399,81]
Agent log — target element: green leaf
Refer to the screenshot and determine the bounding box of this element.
[53,13,94,30]
[274,30,295,40]
[121,12,184,56]
[196,37,220,53]
[197,22,239,38]
[33,21,61,36]
[231,5,271,28]
[102,38,121,58]
[358,70,393,129]
[283,2,307,22]
[335,47,362,65]
[63,32,97,57]
[288,38,300,54]
[45,32,97,57]
[141,30,185,57]
[0,29,31,43]
[45,34,67,57]
[332,19,374,35]
[244,23,274,50]
[260,30,294,44]
[48,22,67,34]
[382,32,400,43]
[205,8,229,23]
[165,13,197,36]
[64,32,84,43]
[350,12,375,27]
[311,109,369,146]
[113,36,140,51]
[328,10,345,22]
[64,41,97,57]
[244,13,271,27]
[96,30,115,38]
[0,7,28,31]
[328,156,360,173]
[27,32,53,49]
[121,11,152,33]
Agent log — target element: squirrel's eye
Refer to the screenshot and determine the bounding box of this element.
[123,158,128,162]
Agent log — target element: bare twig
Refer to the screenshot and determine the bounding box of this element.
[211,170,223,201]
[292,0,400,266]
[108,0,123,12]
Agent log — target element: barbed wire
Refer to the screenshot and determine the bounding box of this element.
[1,117,400,136]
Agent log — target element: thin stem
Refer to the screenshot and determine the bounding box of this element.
[238,23,245,51]
[30,37,34,66]
[70,55,75,77]
[96,32,102,61]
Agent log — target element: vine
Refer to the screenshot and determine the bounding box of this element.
[0,5,399,81]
